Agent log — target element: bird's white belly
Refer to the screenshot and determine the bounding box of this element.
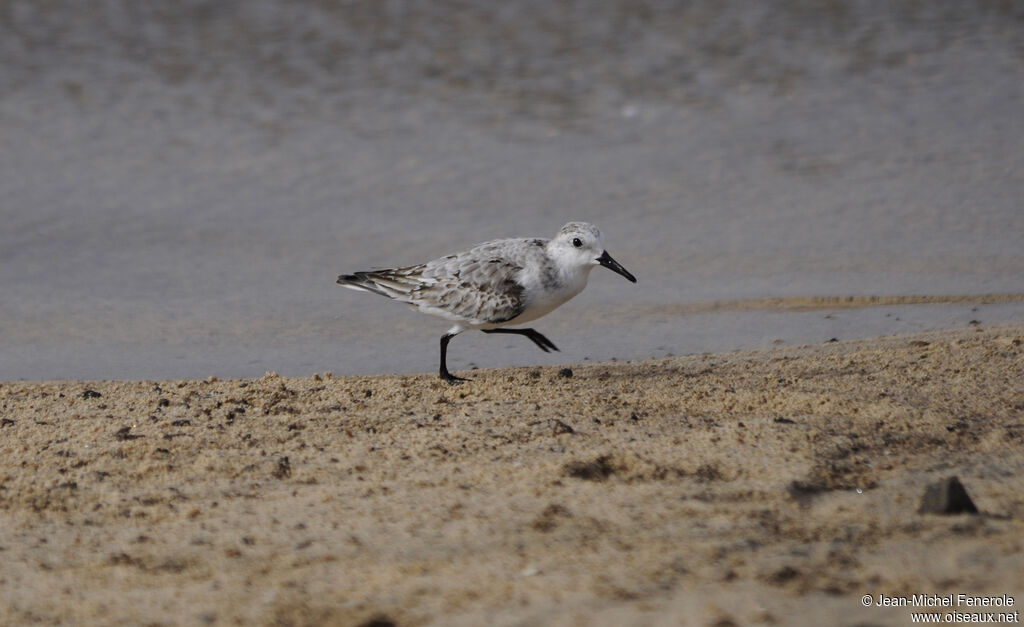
[484,274,588,329]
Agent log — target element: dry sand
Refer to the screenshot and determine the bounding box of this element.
[1,325,1022,626]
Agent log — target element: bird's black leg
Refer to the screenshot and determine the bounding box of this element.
[482,328,559,353]
[439,333,469,384]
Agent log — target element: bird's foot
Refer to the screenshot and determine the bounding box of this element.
[440,371,470,385]
[482,328,559,353]
[522,329,559,353]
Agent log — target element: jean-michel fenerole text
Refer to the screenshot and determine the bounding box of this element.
[873,594,1014,608]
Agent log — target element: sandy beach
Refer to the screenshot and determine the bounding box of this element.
[2,324,1021,625]
[2,6,1022,623]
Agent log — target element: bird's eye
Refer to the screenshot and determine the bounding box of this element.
[572,238,583,248]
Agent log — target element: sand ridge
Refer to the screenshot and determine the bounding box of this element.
[1,325,1022,625]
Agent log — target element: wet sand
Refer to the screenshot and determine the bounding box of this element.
[2,324,1022,626]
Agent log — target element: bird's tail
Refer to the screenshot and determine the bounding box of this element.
[336,272,390,297]
[337,266,428,300]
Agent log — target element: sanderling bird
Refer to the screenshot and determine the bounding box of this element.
[337,221,636,384]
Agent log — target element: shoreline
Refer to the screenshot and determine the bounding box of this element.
[6,294,1024,383]
[1,324,1022,625]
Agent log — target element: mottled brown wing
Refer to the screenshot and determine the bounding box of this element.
[413,255,526,324]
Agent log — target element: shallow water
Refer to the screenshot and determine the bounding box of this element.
[2,1,1023,380]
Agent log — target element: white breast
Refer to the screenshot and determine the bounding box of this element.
[492,263,594,328]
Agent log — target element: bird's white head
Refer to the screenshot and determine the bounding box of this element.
[550,222,637,283]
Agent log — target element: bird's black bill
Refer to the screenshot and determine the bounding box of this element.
[597,251,637,283]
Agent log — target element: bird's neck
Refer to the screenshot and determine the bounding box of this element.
[556,262,593,296]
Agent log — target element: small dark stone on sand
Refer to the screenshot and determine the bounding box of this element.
[1,418,14,427]
[773,417,796,424]
[109,552,137,566]
[695,463,723,482]
[82,389,102,399]
[558,368,573,378]
[919,476,979,515]
[787,480,828,504]
[274,456,292,479]
[530,503,572,532]
[564,455,616,481]
[114,426,142,441]
[171,419,191,427]
[157,398,170,407]
[358,616,397,627]
[767,565,800,585]
[549,419,575,435]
